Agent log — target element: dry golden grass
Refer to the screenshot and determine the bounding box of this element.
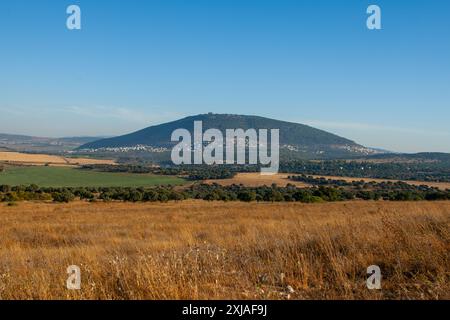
[0,151,115,166]
[205,172,310,187]
[0,201,448,300]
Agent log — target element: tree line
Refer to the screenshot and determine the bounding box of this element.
[81,164,258,180]
[280,160,450,182]
[81,159,450,183]
[289,174,450,201]
[1,182,449,204]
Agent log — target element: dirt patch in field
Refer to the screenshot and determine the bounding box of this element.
[0,151,115,166]
[204,172,310,187]
[64,157,116,166]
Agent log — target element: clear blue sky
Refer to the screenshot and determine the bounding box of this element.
[1,0,449,153]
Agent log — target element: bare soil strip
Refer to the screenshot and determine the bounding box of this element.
[206,172,450,190]
[204,173,310,187]
[0,151,115,166]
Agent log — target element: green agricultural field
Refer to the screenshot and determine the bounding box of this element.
[0,166,186,187]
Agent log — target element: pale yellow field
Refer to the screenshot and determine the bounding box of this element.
[0,200,448,300]
[64,157,116,166]
[205,172,450,190]
[205,172,309,187]
[0,151,115,166]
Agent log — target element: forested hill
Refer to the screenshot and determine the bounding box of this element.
[78,113,376,158]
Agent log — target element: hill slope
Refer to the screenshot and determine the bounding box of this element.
[0,133,105,152]
[78,114,376,158]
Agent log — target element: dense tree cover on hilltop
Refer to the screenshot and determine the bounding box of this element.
[79,113,357,150]
[1,180,449,204]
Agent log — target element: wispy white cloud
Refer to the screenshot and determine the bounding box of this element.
[0,105,186,137]
[0,106,27,116]
[63,106,183,125]
[303,120,450,137]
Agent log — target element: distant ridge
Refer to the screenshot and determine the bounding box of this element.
[0,133,106,145]
[0,133,106,152]
[78,113,378,159]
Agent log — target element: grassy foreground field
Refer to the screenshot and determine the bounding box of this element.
[0,166,186,187]
[0,201,448,299]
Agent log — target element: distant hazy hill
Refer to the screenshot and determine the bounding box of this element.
[79,114,377,159]
[0,133,106,153]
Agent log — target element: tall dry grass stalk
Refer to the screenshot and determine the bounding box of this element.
[0,200,448,300]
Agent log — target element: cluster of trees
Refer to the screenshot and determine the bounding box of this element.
[81,164,258,180]
[0,184,83,203]
[289,175,435,189]
[82,159,450,183]
[81,164,155,174]
[289,175,450,201]
[1,182,449,204]
[280,160,450,182]
[290,175,372,187]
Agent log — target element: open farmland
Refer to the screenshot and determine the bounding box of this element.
[0,200,448,300]
[0,166,186,187]
[206,172,450,190]
[0,151,115,166]
[204,173,310,187]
